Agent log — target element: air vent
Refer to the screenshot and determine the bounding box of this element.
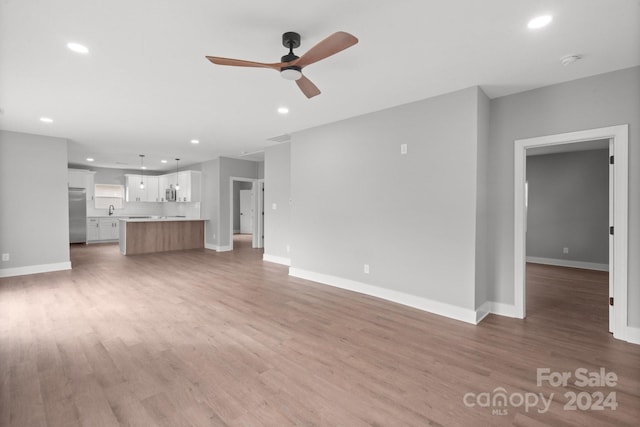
[267,134,291,143]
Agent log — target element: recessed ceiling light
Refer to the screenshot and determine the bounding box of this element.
[190,139,199,144]
[161,160,168,163]
[278,107,289,114]
[141,166,147,170]
[528,15,553,29]
[86,157,95,162]
[67,42,89,54]
[40,117,53,123]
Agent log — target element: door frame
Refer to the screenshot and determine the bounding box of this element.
[256,179,265,249]
[229,177,261,249]
[514,125,628,340]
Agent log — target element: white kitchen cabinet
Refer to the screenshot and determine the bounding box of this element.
[159,174,172,201]
[86,172,95,201]
[175,171,201,202]
[145,175,160,202]
[99,218,119,241]
[87,218,100,241]
[68,169,96,200]
[126,174,161,202]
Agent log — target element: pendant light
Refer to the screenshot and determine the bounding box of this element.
[139,154,145,189]
[175,158,180,190]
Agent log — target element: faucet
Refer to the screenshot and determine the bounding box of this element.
[108,204,115,216]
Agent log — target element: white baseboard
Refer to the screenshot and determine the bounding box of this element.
[527,256,609,272]
[0,261,72,278]
[619,326,640,345]
[263,254,291,266]
[289,267,478,325]
[475,301,520,323]
[475,301,492,323]
[204,243,232,252]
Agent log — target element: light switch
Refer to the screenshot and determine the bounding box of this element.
[272,203,277,210]
[400,144,408,155]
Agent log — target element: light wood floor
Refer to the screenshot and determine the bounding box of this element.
[1,241,638,426]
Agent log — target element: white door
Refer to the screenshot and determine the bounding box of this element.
[240,189,253,234]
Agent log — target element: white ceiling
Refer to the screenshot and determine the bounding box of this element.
[1,0,638,172]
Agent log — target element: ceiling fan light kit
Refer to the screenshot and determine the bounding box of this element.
[206,31,358,98]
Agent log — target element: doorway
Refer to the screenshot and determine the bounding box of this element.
[514,125,629,341]
[229,177,264,250]
[525,141,610,332]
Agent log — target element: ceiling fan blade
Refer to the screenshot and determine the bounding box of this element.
[296,75,321,98]
[293,32,358,68]
[205,56,284,70]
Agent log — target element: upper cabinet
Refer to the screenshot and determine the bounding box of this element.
[125,171,200,203]
[175,171,201,202]
[67,168,95,200]
[125,174,159,202]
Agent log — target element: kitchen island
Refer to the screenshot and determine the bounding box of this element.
[119,217,205,255]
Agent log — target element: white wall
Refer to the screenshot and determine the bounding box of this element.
[0,131,71,276]
[488,66,640,326]
[289,87,485,313]
[263,142,291,263]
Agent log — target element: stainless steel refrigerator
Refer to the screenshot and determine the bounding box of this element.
[68,188,87,243]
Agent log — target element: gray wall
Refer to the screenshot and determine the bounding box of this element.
[0,131,70,271]
[290,87,485,310]
[201,158,220,246]
[264,142,291,261]
[257,161,265,179]
[526,150,609,264]
[474,88,491,309]
[488,66,639,325]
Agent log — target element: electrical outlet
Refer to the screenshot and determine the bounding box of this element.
[400,143,408,155]
[364,264,370,274]
[2,253,9,262]
[563,247,569,254]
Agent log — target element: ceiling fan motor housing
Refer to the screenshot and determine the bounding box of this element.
[280,63,302,80]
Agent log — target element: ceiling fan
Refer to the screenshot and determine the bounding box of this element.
[205,31,358,99]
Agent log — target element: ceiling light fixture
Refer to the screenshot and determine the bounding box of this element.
[175,158,180,191]
[139,154,145,189]
[528,15,553,29]
[190,139,199,144]
[67,42,89,54]
[161,159,168,163]
[40,117,53,123]
[280,68,302,81]
[277,107,289,114]
[86,158,95,162]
